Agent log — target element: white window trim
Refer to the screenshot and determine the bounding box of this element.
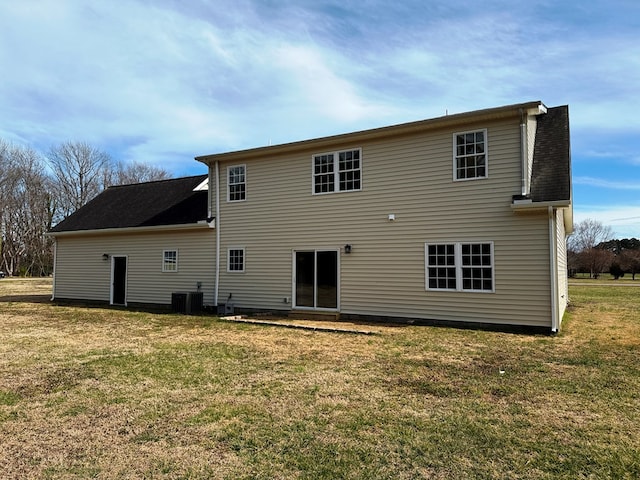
[227,164,247,203]
[162,249,178,273]
[227,247,245,273]
[452,129,488,182]
[311,148,362,195]
[425,242,495,293]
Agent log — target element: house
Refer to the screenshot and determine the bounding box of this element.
[49,175,214,306]
[50,101,572,331]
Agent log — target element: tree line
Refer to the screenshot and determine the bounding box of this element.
[568,219,640,280]
[0,140,170,277]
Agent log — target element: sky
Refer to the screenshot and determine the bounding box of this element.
[1,0,639,238]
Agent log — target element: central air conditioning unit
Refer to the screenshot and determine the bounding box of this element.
[171,291,203,314]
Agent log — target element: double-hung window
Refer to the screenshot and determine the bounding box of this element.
[426,242,494,292]
[313,149,361,194]
[454,129,487,180]
[163,250,178,272]
[228,248,245,273]
[228,165,246,202]
[425,244,457,290]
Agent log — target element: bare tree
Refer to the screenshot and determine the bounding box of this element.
[109,161,171,186]
[0,140,12,209]
[567,219,615,279]
[2,139,172,276]
[619,249,640,280]
[47,141,113,221]
[579,248,614,279]
[0,143,54,276]
[568,219,614,253]
[0,140,14,273]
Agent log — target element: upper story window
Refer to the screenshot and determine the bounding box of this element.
[162,249,178,272]
[425,242,494,292]
[313,149,361,194]
[228,165,246,202]
[454,129,487,181]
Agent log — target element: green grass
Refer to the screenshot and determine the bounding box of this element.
[1,279,639,479]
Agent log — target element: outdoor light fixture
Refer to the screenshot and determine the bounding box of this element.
[102,253,109,261]
[344,244,352,254]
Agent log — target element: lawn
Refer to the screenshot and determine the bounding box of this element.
[1,278,639,479]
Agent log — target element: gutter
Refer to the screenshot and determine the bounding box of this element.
[46,222,211,238]
[510,200,571,210]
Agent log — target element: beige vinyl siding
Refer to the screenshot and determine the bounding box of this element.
[215,116,554,328]
[556,208,569,323]
[53,228,215,305]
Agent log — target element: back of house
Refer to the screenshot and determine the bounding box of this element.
[49,101,571,331]
[196,100,572,331]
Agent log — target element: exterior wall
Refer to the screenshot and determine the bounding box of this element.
[53,228,216,305]
[215,116,554,328]
[556,208,569,323]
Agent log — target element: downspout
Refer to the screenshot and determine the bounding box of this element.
[207,164,214,220]
[51,238,57,300]
[520,109,528,196]
[548,206,559,332]
[214,160,221,307]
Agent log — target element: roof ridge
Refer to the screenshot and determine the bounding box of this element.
[107,173,207,190]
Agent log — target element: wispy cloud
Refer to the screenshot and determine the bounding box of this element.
[574,177,640,190]
[1,0,640,187]
[574,205,640,239]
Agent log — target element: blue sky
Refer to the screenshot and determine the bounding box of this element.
[1,0,639,238]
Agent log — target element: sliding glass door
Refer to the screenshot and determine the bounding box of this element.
[294,250,338,309]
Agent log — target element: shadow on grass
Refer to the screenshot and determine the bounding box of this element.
[0,294,52,303]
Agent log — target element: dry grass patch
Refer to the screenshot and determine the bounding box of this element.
[1,279,639,479]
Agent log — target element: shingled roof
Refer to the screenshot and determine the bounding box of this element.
[50,174,208,233]
[530,105,571,203]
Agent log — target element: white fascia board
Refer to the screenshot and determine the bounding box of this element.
[511,200,571,211]
[527,104,548,116]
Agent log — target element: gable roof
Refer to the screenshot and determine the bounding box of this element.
[50,174,208,233]
[530,105,571,203]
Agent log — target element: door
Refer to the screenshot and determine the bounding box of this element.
[294,250,338,310]
[112,256,127,305]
